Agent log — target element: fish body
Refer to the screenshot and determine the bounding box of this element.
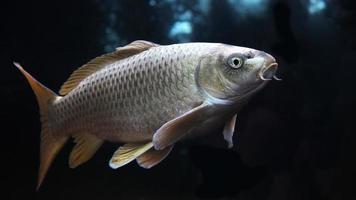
[53,43,215,143]
[15,40,278,189]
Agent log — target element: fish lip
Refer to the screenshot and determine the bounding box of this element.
[259,62,278,81]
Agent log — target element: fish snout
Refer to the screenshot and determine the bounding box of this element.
[258,52,278,81]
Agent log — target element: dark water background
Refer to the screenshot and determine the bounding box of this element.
[1,0,356,199]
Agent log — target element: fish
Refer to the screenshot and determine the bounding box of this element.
[14,40,278,189]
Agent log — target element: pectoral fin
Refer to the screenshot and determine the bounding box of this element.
[223,114,237,148]
[136,145,173,169]
[69,133,103,168]
[152,102,212,150]
[109,142,153,169]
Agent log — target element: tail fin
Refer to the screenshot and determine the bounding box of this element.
[14,62,68,190]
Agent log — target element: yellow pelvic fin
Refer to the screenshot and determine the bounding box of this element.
[59,40,159,95]
[109,142,153,169]
[14,62,68,190]
[69,133,103,168]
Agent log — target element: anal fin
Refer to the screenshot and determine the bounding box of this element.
[109,142,153,169]
[69,133,103,168]
[136,145,173,169]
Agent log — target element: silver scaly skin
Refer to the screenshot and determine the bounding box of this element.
[15,41,278,189]
[51,43,219,142]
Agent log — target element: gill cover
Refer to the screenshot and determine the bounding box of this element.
[195,56,235,105]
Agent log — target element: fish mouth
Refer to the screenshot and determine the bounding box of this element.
[259,62,278,81]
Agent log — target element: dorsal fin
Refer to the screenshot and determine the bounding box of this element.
[115,40,159,52]
[59,40,159,95]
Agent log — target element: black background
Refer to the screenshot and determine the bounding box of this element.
[1,0,356,199]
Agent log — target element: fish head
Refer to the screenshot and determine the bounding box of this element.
[196,44,278,104]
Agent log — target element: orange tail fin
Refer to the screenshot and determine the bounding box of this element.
[14,62,68,190]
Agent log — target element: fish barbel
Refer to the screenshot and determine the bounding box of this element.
[15,40,278,189]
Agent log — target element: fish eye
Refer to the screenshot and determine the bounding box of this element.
[228,56,243,69]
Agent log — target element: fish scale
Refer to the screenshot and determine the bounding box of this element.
[51,43,216,142]
[15,40,277,188]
